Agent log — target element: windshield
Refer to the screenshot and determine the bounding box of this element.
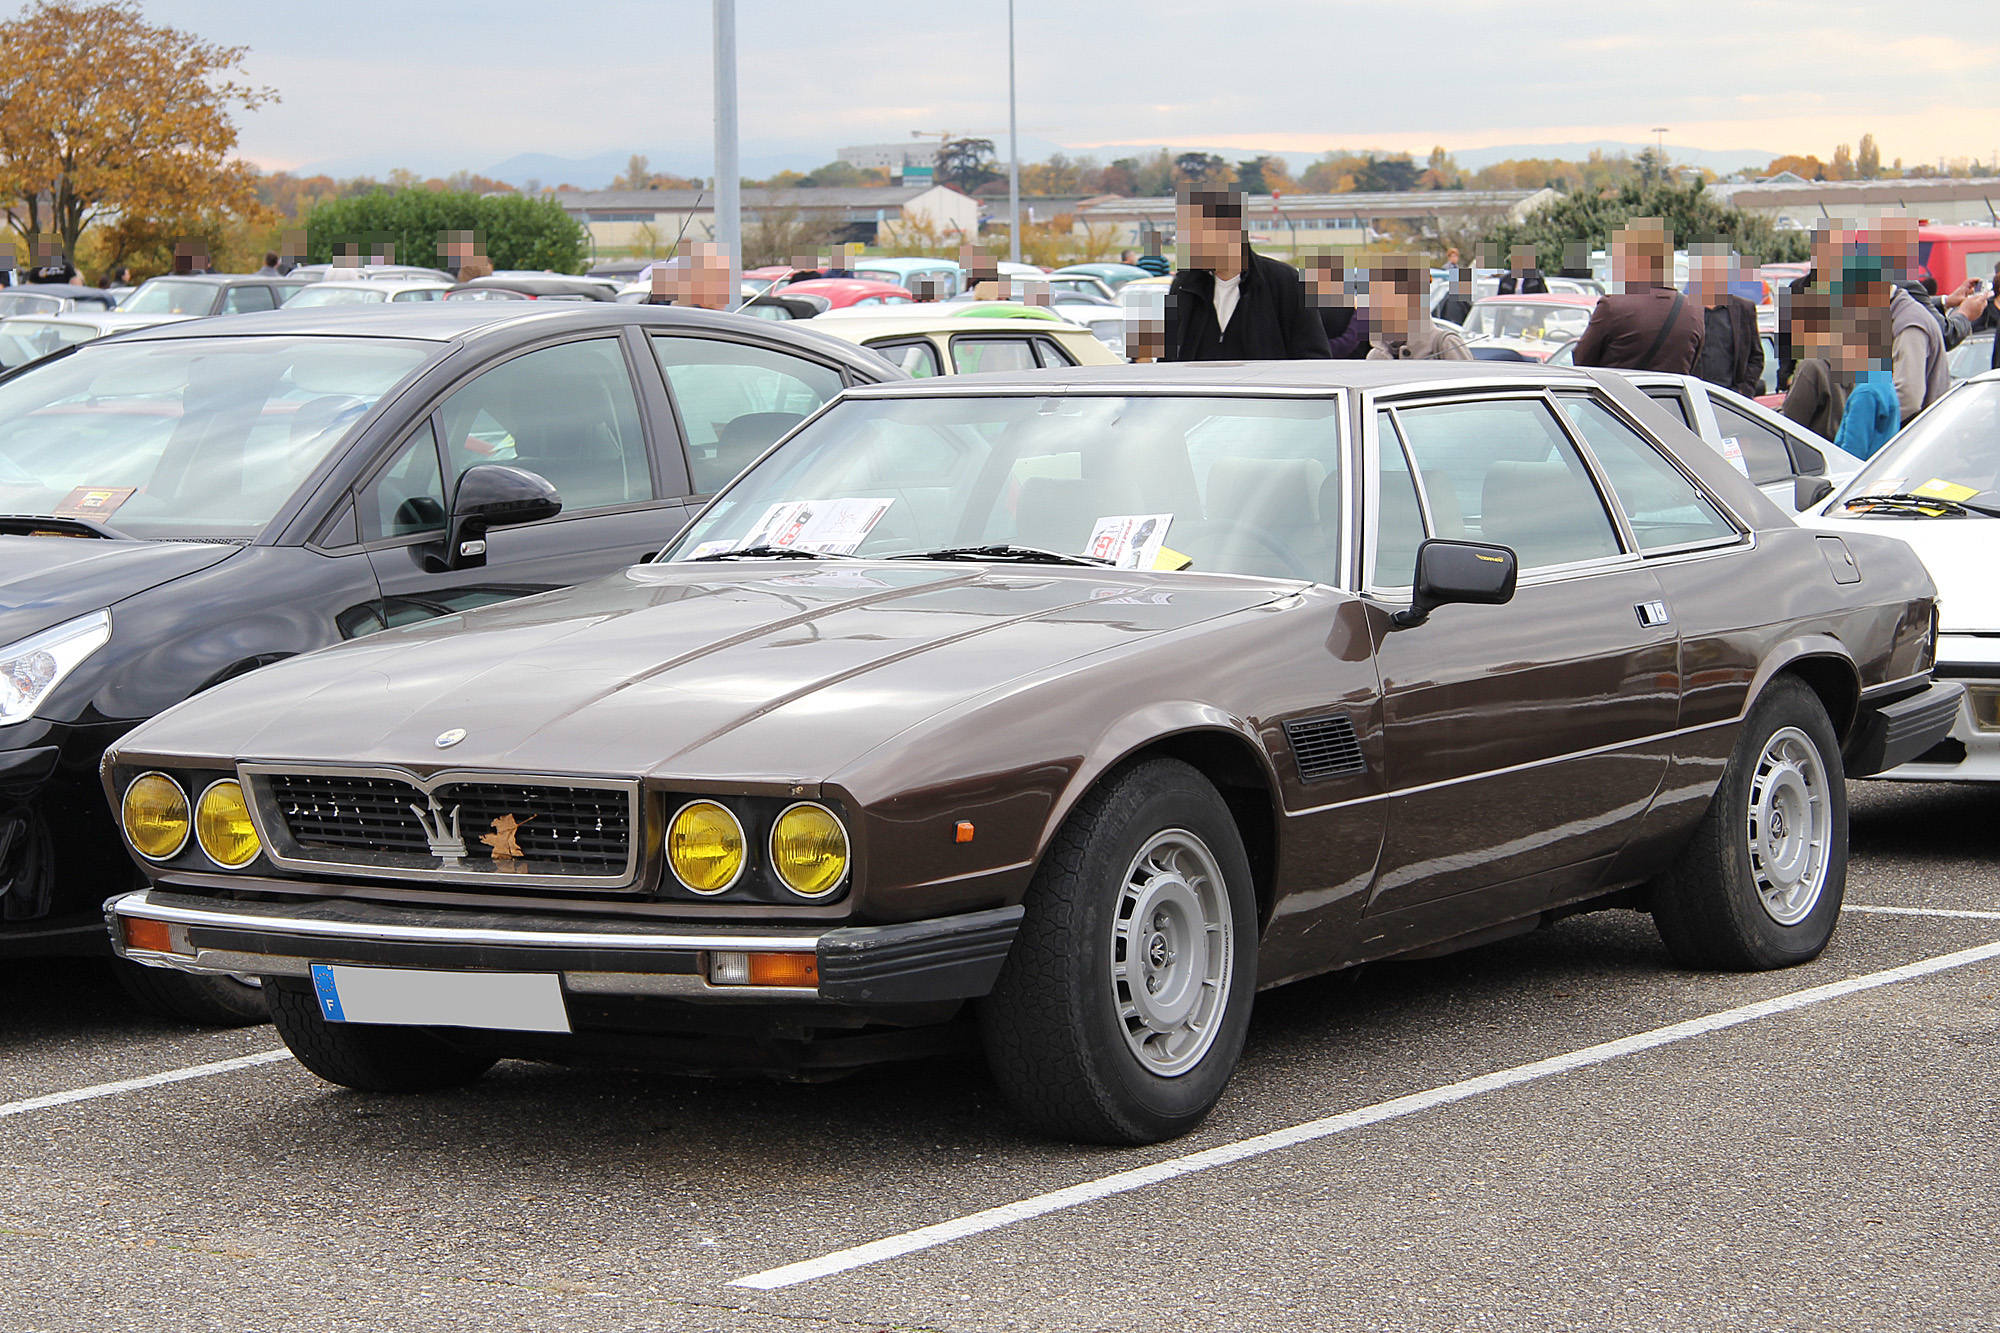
[664,393,1345,581]
[0,292,64,316]
[0,318,96,368]
[0,335,432,539]
[285,286,387,307]
[1462,301,1592,342]
[120,281,218,315]
[1838,381,2000,509]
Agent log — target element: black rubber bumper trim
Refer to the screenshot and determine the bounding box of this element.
[816,905,1025,1004]
[1847,680,1967,777]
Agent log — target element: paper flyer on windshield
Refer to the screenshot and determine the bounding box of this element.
[735,498,895,555]
[1086,514,1172,569]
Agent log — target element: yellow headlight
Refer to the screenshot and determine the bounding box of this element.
[668,800,744,894]
[195,779,262,869]
[121,772,189,861]
[770,803,848,898]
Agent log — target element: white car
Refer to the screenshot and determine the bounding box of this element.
[0,310,191,369]
[1801,368,2000,779]
[282,279,451,307]
[1610,372,1862,514]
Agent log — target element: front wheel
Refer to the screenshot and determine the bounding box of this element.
[267,983,497,1093]
[113,961,269,1026]
[978,758,1258,1144]
[1651,675,1848,970]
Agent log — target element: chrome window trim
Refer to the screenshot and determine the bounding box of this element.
[1550,386,1757,544]
[237,762,642,891]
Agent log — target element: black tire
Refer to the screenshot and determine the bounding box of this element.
[978,757,1258,1144]
[266,983,498,1093]
[112,961,269,1027]
[1651,675,1848,970]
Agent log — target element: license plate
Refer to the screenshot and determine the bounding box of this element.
[309,963,570,1033]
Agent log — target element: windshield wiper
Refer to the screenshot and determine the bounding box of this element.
[887,544,1114,567]
[1841,492,2000,518]
[689,544,854,561]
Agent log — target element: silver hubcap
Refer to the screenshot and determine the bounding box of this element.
[1110,829,1233,1077]
[1747,726,1831,926]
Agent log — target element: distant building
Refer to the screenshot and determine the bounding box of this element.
[837,142,938,172]
[1711,177,2000,229]
[558,185,979,256]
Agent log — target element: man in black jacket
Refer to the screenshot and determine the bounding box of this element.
[1165,190,1330,361]
[1691,247,1765,398]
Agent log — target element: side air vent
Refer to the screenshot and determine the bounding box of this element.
[1284,713,1365,783]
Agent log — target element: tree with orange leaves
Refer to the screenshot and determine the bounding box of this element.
[0,1,275,264]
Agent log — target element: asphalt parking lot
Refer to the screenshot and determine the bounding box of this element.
[3,779,1996,1333]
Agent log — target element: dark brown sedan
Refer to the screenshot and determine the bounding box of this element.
[103,363,1958,1143]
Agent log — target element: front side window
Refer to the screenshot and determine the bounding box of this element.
[1373,410,1424,590]
[361,420,446,541]
[651,335,844,494]
[439,338,651,512]
[1558,396,1736,549]
[665,394,1344,582]
[0,335,430,539]
[119,281,220,316]
[1393,398,1621,571]
[221,285,277,314]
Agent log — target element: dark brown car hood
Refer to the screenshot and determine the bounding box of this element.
[125,561,1291,783]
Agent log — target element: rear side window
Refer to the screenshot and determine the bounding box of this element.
[1392,398,1621,571]
[221,285,276,314]
[1033,336,1079,368]
[1710,399,1799,485]
[650,335,844,494]
[1558,396,1736,550]
[1644,388,1692,429]
[867,338,943,378]
[950,336,1038,375]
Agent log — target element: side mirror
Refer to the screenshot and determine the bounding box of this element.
[1392,539,1518,629]
[1794,475,1834,511]
[432,464,561,570]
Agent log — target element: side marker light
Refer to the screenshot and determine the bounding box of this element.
[955,821,975,843]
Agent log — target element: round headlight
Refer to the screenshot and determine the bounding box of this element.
[122,772,189,861]
[195,779,262,869]
[667,800,745,894]
[770,802,848,898]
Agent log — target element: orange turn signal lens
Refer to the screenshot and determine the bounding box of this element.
[123,916,176,955]
[748,952,819,987]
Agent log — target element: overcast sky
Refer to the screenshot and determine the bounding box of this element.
[143,0,2000,179]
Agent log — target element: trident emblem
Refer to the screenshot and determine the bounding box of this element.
[409,794,467,866]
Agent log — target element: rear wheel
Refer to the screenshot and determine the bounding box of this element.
[979,758,1257,1144]
[113,962,268,1026]
[1651,675,1847,970]
[267,983,497,1093]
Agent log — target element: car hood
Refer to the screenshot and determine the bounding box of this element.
[1805,511,2000,632]
[0,536,237,647]
[126,562,1292,782]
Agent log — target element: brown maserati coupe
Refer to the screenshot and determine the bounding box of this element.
[104,363,1957,1143]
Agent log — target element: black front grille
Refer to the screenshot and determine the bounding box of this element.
[264,772,632,876]
[1284,713,1365,783]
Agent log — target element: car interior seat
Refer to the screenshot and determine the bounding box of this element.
[1479,460,1617,568]
[1203,456,1325,577]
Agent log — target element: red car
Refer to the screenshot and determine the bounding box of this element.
[1913,224,2000,295]
[778,278,914,309]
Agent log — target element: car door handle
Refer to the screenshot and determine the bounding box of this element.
[1635,600,1672,628]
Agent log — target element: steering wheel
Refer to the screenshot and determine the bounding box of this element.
[1193,519,1314,580]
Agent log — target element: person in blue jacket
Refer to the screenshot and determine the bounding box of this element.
[1829,254,1900,460]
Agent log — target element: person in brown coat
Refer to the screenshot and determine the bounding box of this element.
[1573,218,1703,373]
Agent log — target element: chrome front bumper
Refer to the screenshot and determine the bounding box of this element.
[106,890,1023,1007]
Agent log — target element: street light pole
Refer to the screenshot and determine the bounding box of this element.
[714,0,740,310]
[1007,0,1020,264]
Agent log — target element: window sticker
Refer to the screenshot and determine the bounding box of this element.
[738,498,895,554]
[1912,478,1979,503]
[1085,513,1173,569]
[53,486,137,520]
[1714,436,1750,476]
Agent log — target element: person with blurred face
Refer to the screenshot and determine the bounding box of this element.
[1365,257,1470,360]
[1828,253,1900,460]
[1574,218,1702,373]
[1691,247,1764,398]
[1873,218,1949,422]
[1301,253,1369,359]
[1496,243,1548,296]
[1164,189,1329,361]
[1778,220,1848,391]
[650,242,734,310]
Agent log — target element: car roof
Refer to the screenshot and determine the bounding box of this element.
[303,279,451,291]
[841,360,1604,396]
[1470,293,1599,305]
[131,274,283,285]
[8,283,115,299]
[93,302,903,375]
[810,312,1093,339]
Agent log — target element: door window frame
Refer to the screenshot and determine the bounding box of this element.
[1549,388,1751,559]
[647,329,857,499]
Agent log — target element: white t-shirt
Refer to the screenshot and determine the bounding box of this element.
[1211,273,1241,332]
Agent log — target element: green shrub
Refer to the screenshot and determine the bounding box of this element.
[303,189,587,272]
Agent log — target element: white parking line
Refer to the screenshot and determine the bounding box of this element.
[0,1049,291,1121]
[1844,904,2000,921]
[732,936,2000,1290]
